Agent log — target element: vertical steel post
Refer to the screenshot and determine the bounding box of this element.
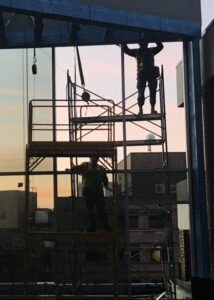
[52,47,59,292]
[161,68,177,299]
[113,151,119,300]
[23,48,29,300]
[23,147,30,300]
[121,47,131,298]
[183,39,210,278]
[52,47,58,223]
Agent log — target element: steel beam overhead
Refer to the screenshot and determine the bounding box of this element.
[0,0,201,48]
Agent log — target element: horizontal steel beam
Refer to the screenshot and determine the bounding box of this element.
[0,0,201,48]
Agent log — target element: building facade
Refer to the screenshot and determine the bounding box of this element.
[55,152,186,283]
[117,152,187,282]
[0,190,37,282]
[201,20,214,279]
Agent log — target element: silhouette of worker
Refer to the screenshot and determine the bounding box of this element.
[122,40,163,114]
[74,156,111,232]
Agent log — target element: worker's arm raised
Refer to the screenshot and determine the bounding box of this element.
[122,44,137,57]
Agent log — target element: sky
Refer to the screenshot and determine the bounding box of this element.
[201,0,214,30]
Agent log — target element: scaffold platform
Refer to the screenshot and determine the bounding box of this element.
[27,141,116,157]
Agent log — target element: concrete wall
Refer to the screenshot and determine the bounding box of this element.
[130,152,186,170]
[201,20,214,279]
[0,194,18,228]
[201,21,214,85]
[80,0,201,22]
[127,152,186,201]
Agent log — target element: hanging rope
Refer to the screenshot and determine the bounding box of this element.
[75,46,90,103]
[76,46,85,87]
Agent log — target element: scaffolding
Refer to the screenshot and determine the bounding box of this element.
[22,55,180,300]
[0,0,209,298]
[24,97,118,299]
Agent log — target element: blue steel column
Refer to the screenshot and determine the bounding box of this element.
[183,39,210,278]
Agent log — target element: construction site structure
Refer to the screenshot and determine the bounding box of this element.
[0,0,209,299]
[21,62,183,299]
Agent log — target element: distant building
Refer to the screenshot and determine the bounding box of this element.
[56,152,187,283]
[0,190,37,282]
[0,190,37,231]
[117,152,186,282]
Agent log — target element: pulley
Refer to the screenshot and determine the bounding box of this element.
[81,91,90,103]
[32,48,37,75]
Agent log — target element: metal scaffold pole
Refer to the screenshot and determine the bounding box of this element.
[121,46,131,298]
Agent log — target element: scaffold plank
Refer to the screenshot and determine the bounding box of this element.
[27,141,116,157]
[115,139,163,147]
[72,113,163,124]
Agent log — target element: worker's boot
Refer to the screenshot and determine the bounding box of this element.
[151,106,157,114]
[138,106,143,115]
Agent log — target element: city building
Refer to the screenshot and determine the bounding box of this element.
[0,190,37,233]
[55,152,186,283]
[117,152,187,282]
[0,190,37,282]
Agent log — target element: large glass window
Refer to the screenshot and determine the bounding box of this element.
[0,48,53,208]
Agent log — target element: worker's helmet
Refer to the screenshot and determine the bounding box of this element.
[139,33,149,49]
[139,39,148,49]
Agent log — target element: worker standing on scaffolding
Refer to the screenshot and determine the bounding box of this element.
[73,156,111,232]
[122,39,163,115]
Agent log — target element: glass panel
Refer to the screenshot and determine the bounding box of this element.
[0,50,25,172]
[0,48,52,172]
[31,102,53,142]
[30,175,53,209]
